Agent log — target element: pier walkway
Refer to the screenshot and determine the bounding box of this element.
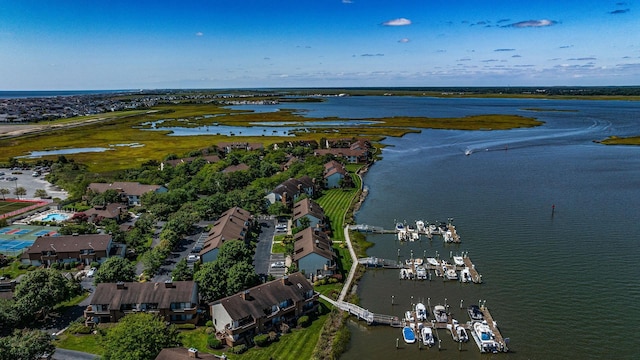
[320,294,403,327]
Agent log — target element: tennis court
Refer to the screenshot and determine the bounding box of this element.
[0,224,60,256]
[0,240,34,254]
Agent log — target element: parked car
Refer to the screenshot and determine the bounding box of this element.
[86,267,97,277]
[270,261,286,268]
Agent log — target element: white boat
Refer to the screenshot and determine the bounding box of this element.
[433,305,447,323]
[415,265,427,280]
[453,256,464,266]
[405,258,414,266]
[426,257,439,266]
[460,267,472,283]
[411,231,420,241]
[465,148,473,156]
[413,258,424,266]
[403,326,416,344]
[428,224,438,234]
[420,326,435,347]
[400,268,411,280]
[397,230,408,241]
[468,305,484,321]
[443,230,454,243]
[415,303,427,321]
[472,321,500,353]
[395,222,405,232]
[445,268,459,280]
[416,220,426,232]
[447,319,469,342]
[405,311,415,323]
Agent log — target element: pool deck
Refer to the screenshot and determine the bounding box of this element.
[14,209,74,225]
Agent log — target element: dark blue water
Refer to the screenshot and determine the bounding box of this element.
[292,97,640,359]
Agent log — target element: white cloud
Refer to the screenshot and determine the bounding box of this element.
[398,38,410,43]
[507,19,556,28]
[383,18,412,26]
[195,32,204,36]
[342,0,353,3]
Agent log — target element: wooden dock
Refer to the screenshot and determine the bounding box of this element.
[320,294,403,327]
[479,306,508,351]
[462,257,483,283]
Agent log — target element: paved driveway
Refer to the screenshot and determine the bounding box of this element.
[253,217,275,276]
[52,348,98,360]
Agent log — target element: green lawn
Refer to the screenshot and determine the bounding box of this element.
[54,333,104,356]
[180,311,328,360]
[0,200,36,216]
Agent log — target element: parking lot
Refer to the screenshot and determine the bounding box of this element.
[0,168,69,200]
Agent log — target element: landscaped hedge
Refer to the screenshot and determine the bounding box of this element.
[207,335,222,349]
[297,315,310,328]
[253,333,270,347]
[176,323,196,330]
[230,344,247,354]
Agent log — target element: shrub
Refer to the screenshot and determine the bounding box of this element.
[268,331,278,342]
[297,315,310,328]
[205,327,215,335]
[231,344,247,354]
[253,333,270,347]
[207,335,222,349]
[90,261,100,268]
[27,265,37,271]
[205,320,213,327]
[176,323,196,330]
[63,262,71,270]
[50,262,60,270]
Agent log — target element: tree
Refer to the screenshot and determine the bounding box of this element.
[94,257,136,284]
[225,261,260,296]
[13,186,27,199]
[0,188,9,200]
[102,313,180,360]
[13,268,78,320]
[34,189,49,198]
[0,329,55,360]
[171,258,193,281]
[141,248,163,276]
[194,261,227,302]
[216,240,253,270]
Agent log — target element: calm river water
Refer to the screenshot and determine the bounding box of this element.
[277,97,640,360]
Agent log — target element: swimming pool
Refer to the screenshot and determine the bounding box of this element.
[39,213,70,222]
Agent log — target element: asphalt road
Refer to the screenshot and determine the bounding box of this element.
[52,348,98,360]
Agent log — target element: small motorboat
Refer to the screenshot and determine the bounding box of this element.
[420,326,435,347]
[415,303,428,321]
[405,311,415,323]
[396,222,405,232]
[473,321,500,353]
[427,257,439,266]
[400,268,410,280]
[468,305,484,321]
[413,258,424,266]
[402,326,416,344]
[447,319,469,342]
[433,305,448,323]
[460,267,472,283]
[415,265,427,280]
[453,256,464,266]
[416,220,426,232]
[446,268,459,280]
[443,230,454,243]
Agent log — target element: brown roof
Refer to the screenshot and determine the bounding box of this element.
[292,198,325,223]
[221,163,250,173]
[83,203,124,220]
[200,207,252,255]
[91,281,197,308]
[26,234,112,255]
[323,160,347,178]
[88,182,164,196]
[212,272,313,320]
[292,227,334,262]
[155,348,217,360]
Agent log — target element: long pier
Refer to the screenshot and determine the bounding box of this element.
[320,294,402,327]
[350,221,461,243]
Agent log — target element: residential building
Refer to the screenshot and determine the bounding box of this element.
[221,163,250,173]
[217,142,263,154]
[199,207,252,263]
[161,154,221,170]
[292,228,336,280]
[84,280,199,325]
[22,234,121,267]
[264,176,316,208]
[210,272,318,347]
[87,181,167,206]
[323,160,349,188]
[292,198,326,230]
[83,203,126,223]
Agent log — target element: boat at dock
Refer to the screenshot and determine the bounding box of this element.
[415,303,427,321]
[395,222,404,232]
[433,305,448,323]
[426,257,439,266]
[468,305,484,321]
[405,311,415,323]
[472,321,500,353]
[415,220,425,233]
[443,229,454,242]
[453,256,464,266]
[460,267,472,282]
[413,258,424,266]
[445,268,459,280]
[402,326,416,344]
[399,268,413,280]
[420,326,435,347]
[415,265,427,280]
[447,319,469,342]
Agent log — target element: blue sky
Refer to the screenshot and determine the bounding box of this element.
[1,0,638,89]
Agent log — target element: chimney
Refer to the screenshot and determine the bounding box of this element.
[281,275,290,286]
[187,347,199,358]
[164,280,174,288]
[241,290,250,300]
[116,281,125,289]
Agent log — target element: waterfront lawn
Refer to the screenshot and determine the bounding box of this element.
[180,311,327,360]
